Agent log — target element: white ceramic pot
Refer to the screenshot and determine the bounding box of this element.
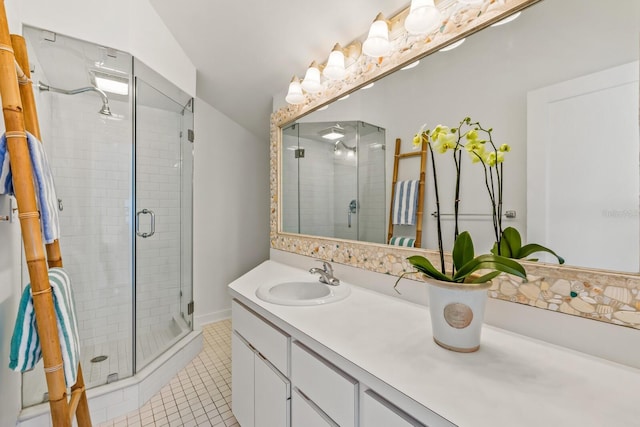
[426,278,491,353]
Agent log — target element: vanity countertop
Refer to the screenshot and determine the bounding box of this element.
[228,260,640,427]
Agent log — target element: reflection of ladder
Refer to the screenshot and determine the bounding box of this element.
[387,138,427,248]
[0,4,92,426]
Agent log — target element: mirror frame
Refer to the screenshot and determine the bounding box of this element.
[270,0,640,330]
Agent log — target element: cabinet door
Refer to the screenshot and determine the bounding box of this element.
[255,352,290,427]
[232,332,255,427]
[362,390,425,427]
[292,388,338,427]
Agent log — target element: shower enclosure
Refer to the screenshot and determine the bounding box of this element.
[282,120,386,244]
[21,27,194,407]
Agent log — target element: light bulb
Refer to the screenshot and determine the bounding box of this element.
[363,14,391,57]
[285,77,305,105]
[301,62,323,93]
[323,45,346,80]
[404,0,441,35]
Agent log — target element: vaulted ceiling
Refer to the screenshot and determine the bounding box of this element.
[149,0,408,139]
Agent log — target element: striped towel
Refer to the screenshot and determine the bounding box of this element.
[392,180,419,225]
[389,236,416,247]
[9,268,80,388]
[0,131,60,244]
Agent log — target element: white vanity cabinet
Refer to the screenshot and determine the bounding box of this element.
[232,301,291,427]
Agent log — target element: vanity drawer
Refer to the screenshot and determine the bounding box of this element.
[362,390,425,427]
[232,299,290,375]
[291,341,358,427]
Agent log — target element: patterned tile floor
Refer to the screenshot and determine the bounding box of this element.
[98,320,239,427]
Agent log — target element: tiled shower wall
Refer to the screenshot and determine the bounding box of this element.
[43,93,184,350]
[46,93,133,349]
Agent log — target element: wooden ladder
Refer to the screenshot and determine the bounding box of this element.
[0,1,92,426]
[387,137,428,248]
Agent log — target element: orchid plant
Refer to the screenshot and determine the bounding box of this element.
[395,117,562,290]
[395,118,527,288]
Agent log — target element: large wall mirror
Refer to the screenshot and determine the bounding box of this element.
[276,0,639,274]
[271,0,640,329]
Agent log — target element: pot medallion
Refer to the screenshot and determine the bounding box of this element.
[443,303,473,329]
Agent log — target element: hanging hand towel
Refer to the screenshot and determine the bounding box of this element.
[392,180,419,225]
[0,131,60,243]
[9,268,80,388]
[389,236,416,247]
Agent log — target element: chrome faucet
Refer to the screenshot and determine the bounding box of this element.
[309,261,340,286]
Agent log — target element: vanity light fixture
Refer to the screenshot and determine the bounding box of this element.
[404,0,442,35]
[323,44,347,80]
[490,11,521,27]
[401,60,420,70]
[301,61,323,94]
[439,38,466,51]
[321,125,345,140]
[362,13,391,57]
[285,76,305,105]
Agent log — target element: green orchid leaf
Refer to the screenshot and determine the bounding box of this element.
[490,242,499,256]
[518,244,565,264]
[453,254,527,281]
[468,270,502,284]
[500,227,522,258]
[406,255,453,282]
[452,231,475,270]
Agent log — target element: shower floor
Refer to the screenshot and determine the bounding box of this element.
[22,318,190,407]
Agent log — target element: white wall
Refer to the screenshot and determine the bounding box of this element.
[192,98,270,327]
[20,0,196,97]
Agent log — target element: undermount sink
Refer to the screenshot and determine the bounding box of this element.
[256,280,351,306]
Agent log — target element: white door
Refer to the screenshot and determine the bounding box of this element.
[254,353,290,427]
[527,61,639,271]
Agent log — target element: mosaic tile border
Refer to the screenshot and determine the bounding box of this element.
[269,0,640,331]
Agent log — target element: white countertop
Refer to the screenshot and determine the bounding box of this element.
[228,260,640,427]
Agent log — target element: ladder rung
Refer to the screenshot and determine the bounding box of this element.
[397,151,422,159]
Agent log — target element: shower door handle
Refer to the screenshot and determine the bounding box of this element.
[136,209,155,238]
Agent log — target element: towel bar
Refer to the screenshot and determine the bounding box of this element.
[431,210,516,219]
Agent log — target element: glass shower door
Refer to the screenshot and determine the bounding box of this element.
[134,78,193,371]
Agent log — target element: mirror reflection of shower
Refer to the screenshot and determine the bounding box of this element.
[37,80,112,116]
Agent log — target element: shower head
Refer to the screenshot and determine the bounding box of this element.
[98,102,112,116]
[38,81,113,116]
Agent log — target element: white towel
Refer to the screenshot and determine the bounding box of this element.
[0,131,60,244]
[389,236,416,247]
[9,268,80,388]
[392,180,419,225]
